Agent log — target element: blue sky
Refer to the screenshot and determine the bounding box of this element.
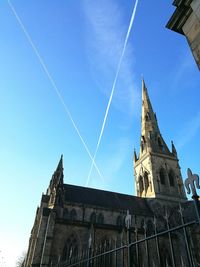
[0,1,200,266]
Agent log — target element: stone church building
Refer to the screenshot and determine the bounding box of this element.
[24,81,200,267]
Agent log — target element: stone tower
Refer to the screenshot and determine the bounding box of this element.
[134,80,186,202]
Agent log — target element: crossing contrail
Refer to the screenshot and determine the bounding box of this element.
[7,0,104,183]
[86,0,139,186]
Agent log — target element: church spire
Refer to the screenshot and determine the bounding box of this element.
[140,79,170,156]
[141,79,159,140]
[47,155,64,208]
[134,79,186,201]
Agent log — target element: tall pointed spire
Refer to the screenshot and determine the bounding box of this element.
[140,79,170,156]
[141,79,159,137]
[46,155,65,208]
[134,79,186,201]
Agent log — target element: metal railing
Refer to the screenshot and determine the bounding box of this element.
[56,168,200,267]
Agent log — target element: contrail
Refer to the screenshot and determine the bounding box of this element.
[7,0,104,183]
[86,0,139,186]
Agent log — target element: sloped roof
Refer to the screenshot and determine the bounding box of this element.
[64,184,153,216]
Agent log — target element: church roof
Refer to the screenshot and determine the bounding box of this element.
[64,184,153,216]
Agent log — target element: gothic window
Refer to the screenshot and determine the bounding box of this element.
[62,234,78,262]
[97,213,104,224]
[100,238,111,266]
[116,215,123,227]
[144,172,149,192]
[141,218,145,229]
[139,175,144,194]
[168,170,175,186]
[147,220,154,235]
[70,209,77,221]
[159,168,166,185]
[63,208,69,219]
[90,212,96,224]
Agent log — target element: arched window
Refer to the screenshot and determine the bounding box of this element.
[168,170,175,186]
[159,168,166,185]
[144,172,149,192]
[100,238,111,267]
[147,220,154,235]
[63,208,69,219]
[90,212,96,224]
[70,209,77,221]
[116,215,123,227]
[97,213,104,224]
[139,176,144,194]
[62,234,78,262]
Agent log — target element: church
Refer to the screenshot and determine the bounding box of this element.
[24,80,200,267]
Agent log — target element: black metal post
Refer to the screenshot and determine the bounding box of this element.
[126,229,130,267]
[179,203,194,267]
[192,195,200,224]
[154,217,161,266]
[185,168,200,224]
[165,213,176,267]
[135,228,139,267]
[144,222,149,267]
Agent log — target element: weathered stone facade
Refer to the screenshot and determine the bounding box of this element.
[166,0,200,70]
[24,81,200,267]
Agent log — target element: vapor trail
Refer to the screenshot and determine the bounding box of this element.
[86,0,139,186]
[8,0,104,183]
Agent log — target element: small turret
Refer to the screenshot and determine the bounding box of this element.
[171,141,177,157]
[134,149,138,163]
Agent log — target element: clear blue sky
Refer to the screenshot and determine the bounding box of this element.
[0,1,200,266]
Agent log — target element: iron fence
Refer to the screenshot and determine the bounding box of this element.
[56,169,200,267]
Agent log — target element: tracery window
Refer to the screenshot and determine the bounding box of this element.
[90,212,96,224]
[62,234,78,262]
[144,172,149,192]
[159,168,166,185]
[70,209,77,221]
[99,238,111,267]
[168,170,175,186]
[139,175,144,194]
[147,219,154,235]
[97,213,104,224]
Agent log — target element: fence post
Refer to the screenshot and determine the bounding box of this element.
[185,168,200,224]
[125,210,131,267]
[143,220,149,267]
[134,227,139,266]
[165,210,176,267]
[153,216,161,266]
